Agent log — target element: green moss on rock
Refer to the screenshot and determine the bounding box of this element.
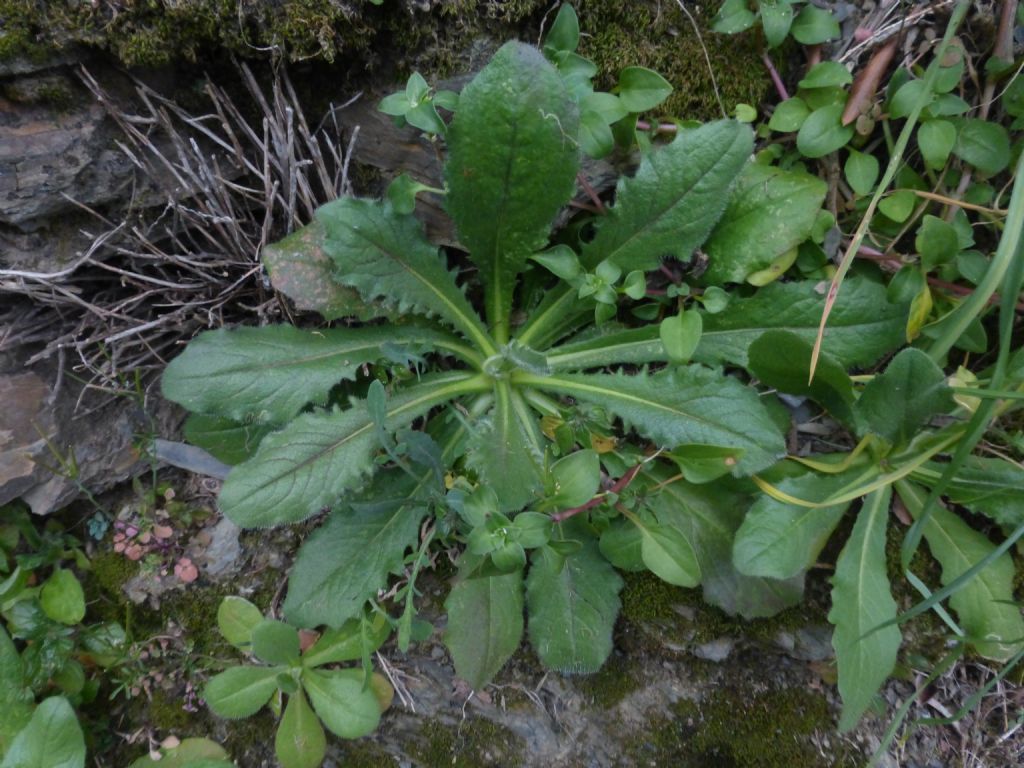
[411,717,524,768]
[576,654,643,709]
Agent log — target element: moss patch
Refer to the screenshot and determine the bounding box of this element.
[631,686,855,767]
[411,716,524,768]
[575,653,643,709]
[575,0,769,120]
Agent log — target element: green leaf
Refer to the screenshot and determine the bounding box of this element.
[599,519,644,571]
[733,470,852,579]
[579,110,615,158]
[386,173,435,215]
[546,325,669,371]
[915,215,958,270]
[747,330,855,426]
[648,469,804,618]
[531,245,581,281]
[445,42,579,340]
[768,97,809,132]
[302,613,391,668]
[581,121,753,272]
[791,4,840,44]
[204,666,282,719]
[548,449,600,509]
[697,278,907,369]
[317,197,492,352]
[796,104,854,158]
[127,738,232,768]
[878,189,916,222]
[444,566,524,689]
[702,162,827,284]
[844,149,879,196]
[164,325,453,424]
[759,0,794,48]
[616,67,673,112]
[713,0,756,34]
[543,3,579,54]
[526,537,622,674]
[659,311,702,363]
[888,79,933,120]
[216,596,264,649]
[798,62,852,90]
[582,92,628,125]
[0,697,85,768]
[952,118,1011,175]
[921,458,1024,528]
[829,487,900,732]
[853,348,954,447]
[917,119,956,170]
[631,513,700,587]
[262,220,377,321]
[282,474,430,628]
[529,367,784,476]
[184,414,274,466]
[275,690,326,768]
[302,669,381,739]
[251,620,300,666]
[465,387,544,512]
[911,487,1024,661]
[218,372,483,528]
[0,627,32,755]
[39,570,85,626]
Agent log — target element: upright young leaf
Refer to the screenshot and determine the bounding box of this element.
[446,41,580,341]
[163,326,456,424]
[581,120,753,271]
[444,565,524,689]
[0,697,85,768]
[696,277,907,368]
[526,367,785,475]
[317,198,493,352]
[733,469,853,579]
[218,372,484,528]
[282,473,430,628]
[526,537,622,674]
[702,163,827,285]
[829,487,900,732]
[854,348,954,446]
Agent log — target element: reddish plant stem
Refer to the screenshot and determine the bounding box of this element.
[576,172,607,214]
[550,461,644,523]
[762,51,790,101]
[635,120,679,135]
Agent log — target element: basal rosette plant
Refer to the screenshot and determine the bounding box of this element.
[161,40,792,687]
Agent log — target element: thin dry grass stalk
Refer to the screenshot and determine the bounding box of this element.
[1,61,359,397]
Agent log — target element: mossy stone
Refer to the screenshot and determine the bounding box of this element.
[411,716,524,768]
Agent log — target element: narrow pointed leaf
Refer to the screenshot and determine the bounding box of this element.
[696,277,906,368]
[734,469,853,580]
[446,41,579,337]
[204,666,282,719]
[632,515,700,587]
[444,566,524,689]
[527,367,785,475]
[163,325,455,424]
[218,372,484,528]
[546,325,667,371]
[303,669,381,739]
[829,487,900,732]
[317,197,492,352]
[916,458,1024,528]
[581,120,753,271]
[275,690,326,768]
[283,474,430,629]
[526,538,622,674]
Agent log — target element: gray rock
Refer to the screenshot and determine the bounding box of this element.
[692,637,736,662]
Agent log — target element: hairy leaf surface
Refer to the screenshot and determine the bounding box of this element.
[581,120,753,271]
[0,697,85,768]
[275,689,326,768]
[696,277,906,368]
[829,487,900,732]
[734,469,853,579]
[204,667,282,719]
[526,537,622,674]
[318,198,492,352]
[526,367,784,475]
[546,325,668,371]
[302,669,381,739]
[446,41,580,338]
[282,474,431,629]
[702,163,827,284]
[163,325,456,424]
[444,566,524,689]
[219,372,485,528]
